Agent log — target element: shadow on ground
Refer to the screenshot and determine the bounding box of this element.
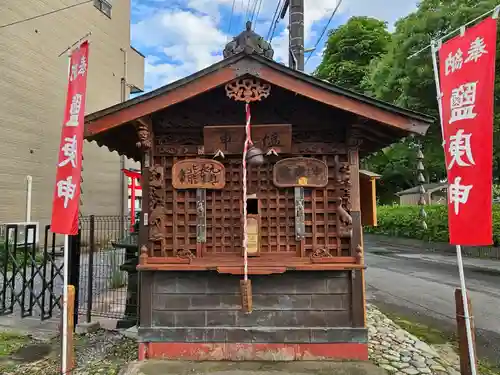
[124,360,387,375]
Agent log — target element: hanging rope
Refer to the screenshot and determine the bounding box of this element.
[242,103,253,283]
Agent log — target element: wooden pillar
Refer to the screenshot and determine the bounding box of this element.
[348,146,365,327]
[136,117,153,253]
[455,288,477,375]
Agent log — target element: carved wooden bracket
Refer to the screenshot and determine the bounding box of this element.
[139,245,149,265]
[225,77,271,103]
[177,249,195,260]
[310,248,333,259]
[333,155,350,185]
[135,118,152,151]
[356,245,364,265]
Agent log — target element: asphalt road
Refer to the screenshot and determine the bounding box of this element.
[365,244,500,366]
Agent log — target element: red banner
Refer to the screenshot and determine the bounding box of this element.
[438,17,497,245]
[50,41,89,235]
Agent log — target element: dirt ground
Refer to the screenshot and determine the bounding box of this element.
[123,360,388,375]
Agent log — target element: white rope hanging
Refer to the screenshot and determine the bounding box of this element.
[242,103,252,283]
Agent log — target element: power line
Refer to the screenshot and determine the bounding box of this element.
[267,0,283,42]
[304,0,343,67]
[0,0,93,30]
[249,0,259,23]
[252,0,264,27]
[227,0,237,36]
[244,0,253,21]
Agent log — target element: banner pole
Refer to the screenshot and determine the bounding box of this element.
[455,244,477,375]
[62,234,69,374]
[430,39,477,375]
[60,49,72,375]
[430,41,445,143]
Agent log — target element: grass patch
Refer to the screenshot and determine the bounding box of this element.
[0,331,30,357]
[383,310,451,345]
[380,308,500,375]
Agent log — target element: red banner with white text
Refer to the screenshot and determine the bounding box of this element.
[438,17,497,245]
[50,41,89,235]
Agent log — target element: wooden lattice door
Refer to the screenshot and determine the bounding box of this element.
[158,155,350,258]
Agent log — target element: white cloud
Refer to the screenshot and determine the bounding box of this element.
[132,0,417,91]
[132,8,227,89]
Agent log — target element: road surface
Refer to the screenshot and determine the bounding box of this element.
[365,242,500,366]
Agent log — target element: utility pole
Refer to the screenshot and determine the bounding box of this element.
[281,0,304,71]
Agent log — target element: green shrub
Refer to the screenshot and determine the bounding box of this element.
[365,204,500,244]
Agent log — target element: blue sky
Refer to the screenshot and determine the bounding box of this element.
[130,0,418,93]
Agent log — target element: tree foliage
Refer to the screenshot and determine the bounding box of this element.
[315,0,500,202]
[362,0,500,202]
[314,16,391,92]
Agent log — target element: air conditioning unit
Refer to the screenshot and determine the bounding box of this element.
[3,222,40,246]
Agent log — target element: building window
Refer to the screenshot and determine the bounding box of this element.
[94,0,112,18]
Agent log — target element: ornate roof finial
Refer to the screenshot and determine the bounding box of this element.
[223,21,274,59]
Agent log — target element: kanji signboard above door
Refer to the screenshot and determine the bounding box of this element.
[203,124,291,154]
[273,157,328,188]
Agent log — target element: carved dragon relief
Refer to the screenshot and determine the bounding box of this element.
[148,165,168,256]
[335,198,353,239]
[332,154,353,239]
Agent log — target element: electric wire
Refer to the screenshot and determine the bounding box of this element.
[227,0,237,36]
[252,0,264,27]
[304,0,343,67]
[0,0,93,30]
[249,0,259,23]
[267,0,282,41]
[245,0,253,21]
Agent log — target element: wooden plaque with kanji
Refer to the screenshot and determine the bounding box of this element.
[203,124,291,154]
[172,159,226,189]
[273,157,328,188]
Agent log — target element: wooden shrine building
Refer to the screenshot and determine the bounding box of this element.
[84,26,433,361]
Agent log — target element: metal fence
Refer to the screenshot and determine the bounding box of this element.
[0,215,138,326]
[78,215,136,322]
[0,224,68,320]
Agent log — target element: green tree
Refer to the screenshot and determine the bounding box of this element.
[314,16,391,92]
[364,0,500,193]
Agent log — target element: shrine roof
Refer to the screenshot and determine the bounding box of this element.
[84,51,434,160]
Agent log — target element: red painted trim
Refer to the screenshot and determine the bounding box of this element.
[139,342,368,361]
[128,184,142,190]
[138,343,147,360]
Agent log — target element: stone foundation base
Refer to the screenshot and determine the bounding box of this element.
[138,342,368,361]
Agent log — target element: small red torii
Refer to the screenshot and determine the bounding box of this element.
[122,168,141,232]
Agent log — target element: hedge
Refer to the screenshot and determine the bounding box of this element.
[364,204,500,243]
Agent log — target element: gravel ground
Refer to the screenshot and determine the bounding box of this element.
[0,329,136,375]
[367,305,460,375]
